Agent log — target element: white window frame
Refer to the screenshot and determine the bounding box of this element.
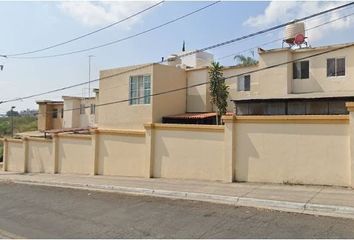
[327,57,346,78]
[129,74,151,105]
[237,75,251,92]
[293,60,309,80]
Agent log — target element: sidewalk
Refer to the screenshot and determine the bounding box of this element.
[1,171,354,219]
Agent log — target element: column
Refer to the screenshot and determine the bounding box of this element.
[22,137,29,173]
[222,115,236,183]
[143,123,154,178]
[51,134,59,174]
[3,138,8,171]
[90,129,99,175]
[346,102,354,188]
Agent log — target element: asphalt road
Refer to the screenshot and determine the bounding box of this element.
[0,183,353,238]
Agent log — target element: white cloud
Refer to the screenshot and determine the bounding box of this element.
[59,1,157,29]
[244,1,354,41]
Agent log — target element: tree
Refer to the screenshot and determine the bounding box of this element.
[6,110,19,117]
[234,54,258,66]
[208,62,229,125]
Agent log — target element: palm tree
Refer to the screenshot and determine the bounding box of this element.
[209,62,229,125]
[234,54,258,66]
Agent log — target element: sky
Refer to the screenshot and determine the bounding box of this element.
[0,0,354,112]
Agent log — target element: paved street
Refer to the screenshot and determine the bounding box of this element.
[0,183,353,238]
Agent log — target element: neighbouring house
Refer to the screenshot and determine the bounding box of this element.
[36,100,64,131]
[96,41,354,129]
[36,89,99,131]
[62,95,97,129]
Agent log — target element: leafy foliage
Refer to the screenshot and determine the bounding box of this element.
[208,62,229,124]
[0,116,37,137]
[234,54,258,66]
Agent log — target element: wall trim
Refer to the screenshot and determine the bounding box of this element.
[151,123,224,132]
[7,139,23,143]
[27,137,52,143]
[233,115,349,124]
[58,133,92,140]
[97,128,145,136]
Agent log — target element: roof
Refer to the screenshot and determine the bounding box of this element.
[258,41,354,54]
[232,91,354,102]
[163,112,233,120]
[36,100,63,105]
[62,96,95,100]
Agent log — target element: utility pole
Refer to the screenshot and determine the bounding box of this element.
[88,55,95,98]
[10,106,15,137]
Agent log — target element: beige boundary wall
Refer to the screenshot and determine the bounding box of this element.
[2,106,354,187]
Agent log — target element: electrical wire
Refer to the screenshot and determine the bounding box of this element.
[1,1,165,57]
[1,1,353,104]
[7,1,221,59]
[36,42,354,117]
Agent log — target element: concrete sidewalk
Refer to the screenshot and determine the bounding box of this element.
[1,171,354,219]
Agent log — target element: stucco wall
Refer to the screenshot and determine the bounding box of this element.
[98,65,154,130]
[58,136,92,175]
[153,125,225,181]
[235,121,351,186]
[27,139,53,173]
[98,133,145,177]
[152,64,187,123]
[292,47,354,93]
[7,141,24,172]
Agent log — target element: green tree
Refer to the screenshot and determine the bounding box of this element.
[234,54,258,66]
[208,62,229,125]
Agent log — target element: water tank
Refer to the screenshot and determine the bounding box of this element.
[167,54,181,66]
[284,22,305,44]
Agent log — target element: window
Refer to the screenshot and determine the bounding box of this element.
[80,104,85,114]
[129,75,151,105]
[60,108,64,118]
[293,61,309,79]
[52,108,58,119]
[90,104,96,114]
[237,75,251,91]
[327,58,345,77]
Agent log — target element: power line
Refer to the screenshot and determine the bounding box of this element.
[1,1,353,104]
[2,1,165,57]
[37,42,354,117]
[8,1,221,59]
[217,10,354,61]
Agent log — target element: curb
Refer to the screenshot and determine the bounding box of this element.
[2,178,354,220]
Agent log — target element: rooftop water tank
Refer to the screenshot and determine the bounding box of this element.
[284,21,305,44]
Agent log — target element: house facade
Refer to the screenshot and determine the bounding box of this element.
[36,100,64,131]
[95,41,354,129]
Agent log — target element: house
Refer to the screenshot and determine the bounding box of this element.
[36,100,64,131]
[96,41,354,129]
[36,90,99,131]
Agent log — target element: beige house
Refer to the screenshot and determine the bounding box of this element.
[37,90,99,131]
[62,95,97,129]
[36,100,64,131]
[97,41,354,129]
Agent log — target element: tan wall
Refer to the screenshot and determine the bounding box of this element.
[98,65,154,130]
[235,117,351,186]
[3,114,354,187]
[98,132,145,177]
[58,136,92,175]
[152,64,187,122]
[27,139,53,173]
[153,125,225,181]
[292,47,354,93]
[186,69,212,112]
[63,99,80,129]
[7,141,24,172]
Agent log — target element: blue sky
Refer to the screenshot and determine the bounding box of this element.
[0,1,353,112]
